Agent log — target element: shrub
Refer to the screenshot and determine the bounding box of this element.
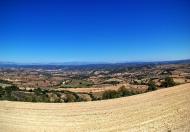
[0,79,12,84]
[161,77,175,88]
[65,94,77,102]
[76,94,92,102]
[148,80,157,91]
[47,93,59,103]
[34,88,42,95]
[36,94,49,102]
[118,86,132,96]
[0,86,5,99]
[4,86,19,96]
[102,90,120,99]
[33,88,48,96]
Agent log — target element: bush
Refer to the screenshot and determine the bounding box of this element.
[11,91,34,102]
[161,77,175,88]
[148,80,157,91]
[0,79,12,84]
[4,86,19,96]
[102,90,120,99]
[0,86,5,99]
[34,95,50,102]
[33,88,48,96]
[65,94,77,102]
[118,86,132,96]
[102,86,139,100]
[76,94,92,102]
[34,88,42,95]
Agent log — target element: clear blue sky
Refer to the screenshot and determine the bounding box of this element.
[0,0,190,63]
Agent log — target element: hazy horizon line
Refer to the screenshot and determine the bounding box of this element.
[1,58,190,65]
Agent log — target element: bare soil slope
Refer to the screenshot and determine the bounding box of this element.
[0,84,190,132]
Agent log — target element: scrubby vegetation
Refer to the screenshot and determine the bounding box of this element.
[0,85,95,103]
[102,86,137,100]
[161,77,176,88]
[0,85,139,102]
[0,79,12,84]
[102,90,120,99]
[118,86,133,96]
[0,86,4,98]
[0,86,19,100]
[0,77,177,103]
[148,80,157,91]
[103,80,120,86]
[61,79,94,88]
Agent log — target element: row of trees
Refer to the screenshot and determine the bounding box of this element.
[102,77,176,100]
[148,77,176,91]
[0,85,19,100]
[102,86,138,100]
[0,86,92,103]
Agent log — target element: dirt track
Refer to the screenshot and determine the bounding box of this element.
[0,83,190,132]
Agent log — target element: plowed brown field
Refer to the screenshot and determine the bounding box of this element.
[0,83,190,132]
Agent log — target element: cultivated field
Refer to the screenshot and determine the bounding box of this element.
[0,83,190,132]
[59,84,147,93]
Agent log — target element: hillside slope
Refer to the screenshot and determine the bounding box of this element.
[0,83,190,132]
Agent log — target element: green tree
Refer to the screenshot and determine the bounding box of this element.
[5,86,19,96]
[0,86,5,98]
[102,90,120,99]
[161,77,175,88]
[33,88,45,96]
[148,80,157,91]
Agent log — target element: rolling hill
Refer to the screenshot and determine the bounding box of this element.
[0,83,190,132]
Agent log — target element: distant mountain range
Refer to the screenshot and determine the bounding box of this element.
[0,59,190,68]
[0,61,109,66]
